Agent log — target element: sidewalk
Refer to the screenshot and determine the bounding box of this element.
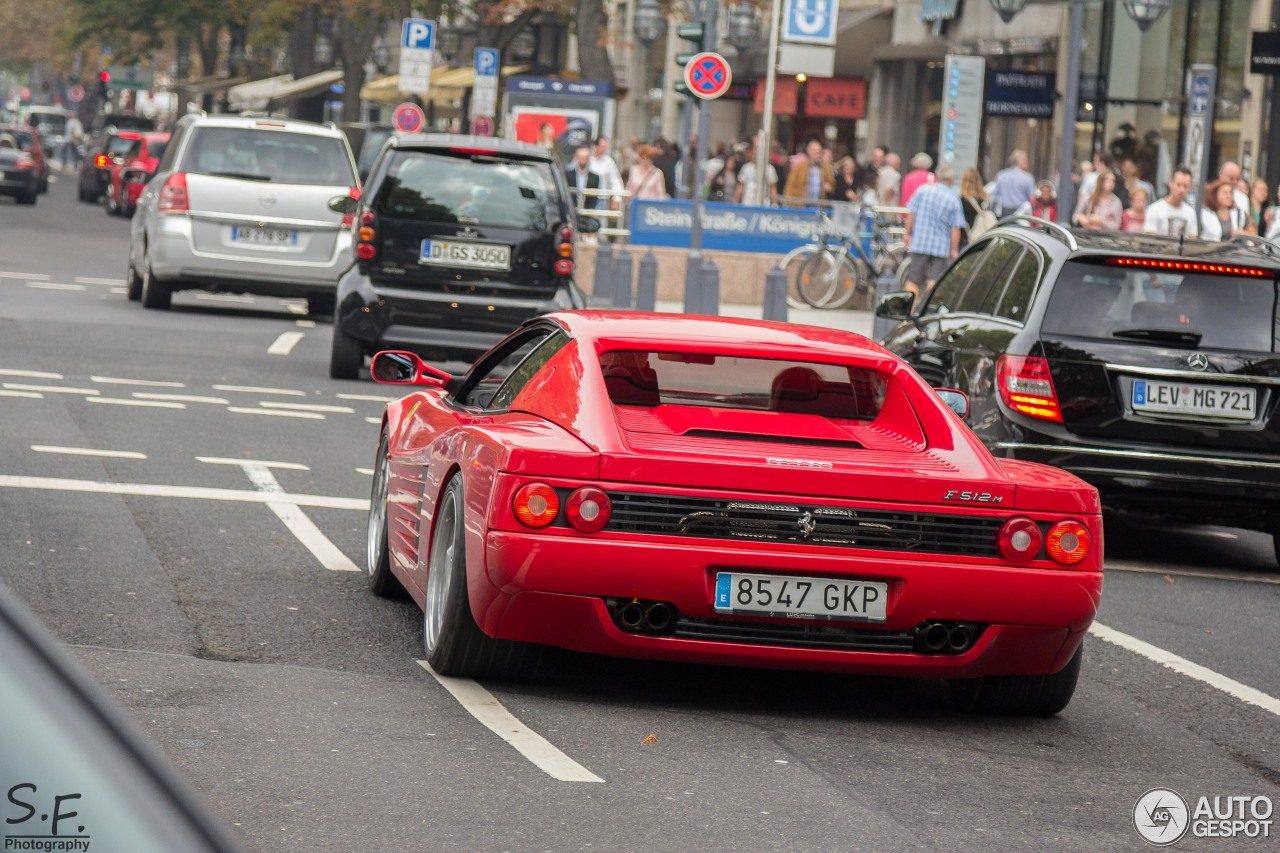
[652,300,877,339]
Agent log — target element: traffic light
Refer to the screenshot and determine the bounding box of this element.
[673,22,705,99]
[97,69,111,100]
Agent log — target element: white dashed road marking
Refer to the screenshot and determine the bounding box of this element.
[0,369,63,379]
[0,390,42,399]
[365,417,380,425]
[284,302,308,315]
[89,397,186,409]
[338,393,399,403]
[31,445,147,460]
[1107,561,1280,586]
[1090,622,1280,718]
[295,319,316,328]
[133,393,230,405]
[226,406,324,420]
[92,375,186,388]
[3,383,99,395]
[27,282,86,291]
[356,468,374,476]
[197,457,310,471]
[267,331,305,356]
[259,401,354,414]
[235,463,359,572]
[75,276,125,285]
[419,662,604,783]
[0,271,50,281]
[0,475,367,511]
[212,384,307,397]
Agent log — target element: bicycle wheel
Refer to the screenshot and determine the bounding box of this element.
[781,245,831,309]
[800,251,869,309]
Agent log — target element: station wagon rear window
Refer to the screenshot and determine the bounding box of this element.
[375,150,562,230]
[182,127,354,186]
[600,351,887,420]
[1042,260,1278,352]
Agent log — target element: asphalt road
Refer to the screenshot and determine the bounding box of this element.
[1,177,1278,852]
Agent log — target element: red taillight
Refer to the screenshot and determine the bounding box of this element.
[340,187,361,228]
[157,172,188,213]
[360,210,376,226]
[14,155,34,170]
[513,483,560,529]
[997,517,1043,562]
[996,354,1062,423]
[565,487,611,533]
[450,146,499,156]
[553,259,574,276]
[1046,520,1091,566]
[94,153,108,168]
[355,206,378,263]
[558,226,574,242]
[356,243,377,261]
[1106,257,1270,278]
[553,225,574,277]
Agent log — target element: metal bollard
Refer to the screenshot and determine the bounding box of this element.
[682,252,703,313]
[635,250,658,311]
[871,270,900,342]
[612,247,634,309]
[762,265,788,322]
[699,257,720,316]
[590,241,615,307]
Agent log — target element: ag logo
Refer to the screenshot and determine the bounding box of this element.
[1186,352,1209,371]
[1134,788,1190,846]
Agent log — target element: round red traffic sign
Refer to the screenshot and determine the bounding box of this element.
[392,102,427,134]
[67,84,85,104]
[471,115,494,137]
[684,52,732,100]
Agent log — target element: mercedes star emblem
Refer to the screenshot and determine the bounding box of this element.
[1187,352,1209,371]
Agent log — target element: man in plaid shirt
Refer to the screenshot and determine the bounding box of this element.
[903,163,966,303]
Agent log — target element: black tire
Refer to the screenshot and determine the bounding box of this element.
[329,324,363,379]
[78,182,93,203]
[422,476,541,679]
[365,428,404,598]
[1273,530,1280,569]
[307,294,336,318]
[38,172,48,194]
[140,251,171,310]
[949,643,1083,716]
[125,253,142,301]
[15,190,36,206]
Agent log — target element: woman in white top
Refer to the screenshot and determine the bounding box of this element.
[1072,170,1123,231]
[1199,180,1247,241]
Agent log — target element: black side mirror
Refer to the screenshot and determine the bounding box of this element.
[328,194,359,214]
[935,388,970,419]
[577,215,601,234]
[875,290,917,320]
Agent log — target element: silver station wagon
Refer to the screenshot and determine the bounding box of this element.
[126,114,358,315]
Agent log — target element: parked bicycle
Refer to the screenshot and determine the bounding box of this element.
[779,205,908,309]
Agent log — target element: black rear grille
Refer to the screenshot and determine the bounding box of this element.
[673,617,917,652]
[606,493,1001,557]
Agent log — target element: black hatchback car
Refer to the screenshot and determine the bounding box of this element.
[877,219,1280,564]
[330,134,596,378]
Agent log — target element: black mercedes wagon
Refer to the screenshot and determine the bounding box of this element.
[877,219,1280,565]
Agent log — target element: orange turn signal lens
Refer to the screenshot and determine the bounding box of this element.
[358,226,375,241]
[513,483,560,529]
[557,242,574,257]
[1046,520,1090,566]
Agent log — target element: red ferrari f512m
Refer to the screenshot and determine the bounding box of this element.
[365,312,1103,715]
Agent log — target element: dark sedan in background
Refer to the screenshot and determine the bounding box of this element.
[878,219,1280,565]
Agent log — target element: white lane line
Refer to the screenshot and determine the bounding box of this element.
[212,384,307,397]
[89,397,186,409]
[75,276,124,285]
[365,417,380,425]
[0,271,50,281]
[267,331,305,356]
[0,369,62,379]
[226,406,324,420]
[3,383,99,395]
[338,393,399,403]
[356,467,374,476]
[0,390,42,399]
[295,319,316,328]
[1090,622,1280,718]
[237,463,359,572]
[132,393,230,405]
[0,474,368,511]
[259,401,354,414]
[92,375,186,388]
[109,287,126,295]
[418,661,604,783]
[31,445,146,460]
[283,302,308,315]
[26,281,87,292]
[195,293,256,304]
[1107,561,1280,586]
[197,456,309,471]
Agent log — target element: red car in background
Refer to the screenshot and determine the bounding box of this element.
[104,131,170,217]
[364,312,1104,716]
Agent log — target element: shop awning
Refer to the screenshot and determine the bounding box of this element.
[266,69,344,105]
[360,65,529,105]
[226,74,293,112]
[177,75,248,95]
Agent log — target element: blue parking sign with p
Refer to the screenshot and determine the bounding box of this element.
[475,47,499,77]
[402,18,435,50]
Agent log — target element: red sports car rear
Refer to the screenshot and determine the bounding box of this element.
[366,312,1103,715]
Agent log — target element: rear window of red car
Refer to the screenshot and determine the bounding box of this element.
[600,351,887,421]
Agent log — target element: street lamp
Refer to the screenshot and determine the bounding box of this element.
[725,3,760,54]
[1122,0,1172,31]
[437,29,462,64]
[989,0,1029,24]
[632,0,667,141]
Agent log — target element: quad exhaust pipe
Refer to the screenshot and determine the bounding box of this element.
[915,621,981,655]
[611,599,678,635]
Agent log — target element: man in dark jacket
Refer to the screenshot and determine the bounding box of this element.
[565,144,601,210]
